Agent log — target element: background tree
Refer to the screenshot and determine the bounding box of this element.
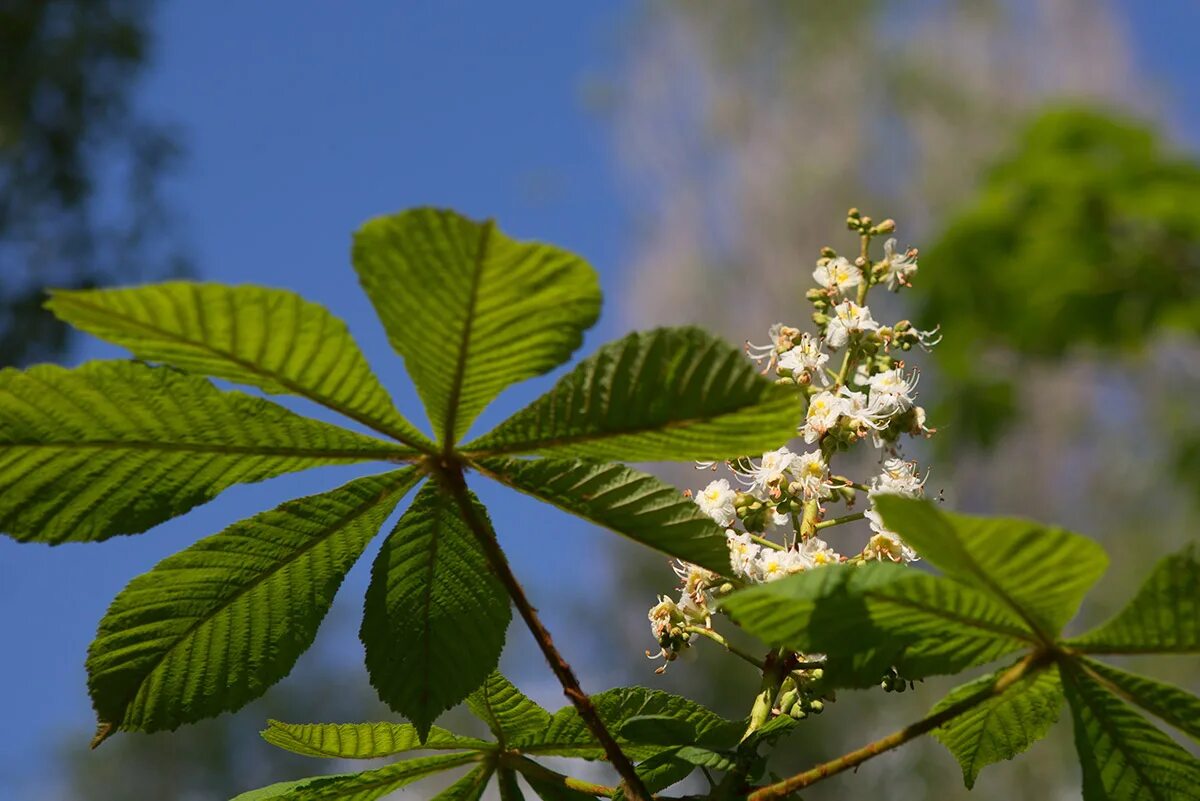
[0,0,187,367]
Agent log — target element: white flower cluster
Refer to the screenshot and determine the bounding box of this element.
[647,210,940,675]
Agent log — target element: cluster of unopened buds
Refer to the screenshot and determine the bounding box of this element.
[647,210,942,709]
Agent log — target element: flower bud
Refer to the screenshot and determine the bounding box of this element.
[871,218,896,234]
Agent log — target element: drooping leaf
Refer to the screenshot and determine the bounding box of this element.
[361,482,511,738]
[1080,659,1200,744]
[498,768,525,801]
[353,208,601,444]
[514,687,741,758]
[46,282,432,448]
[675,746,736,772]
[0,361,407,544]
[229,752,481,801]
[874,495,1108,637]
[262,720,491,759]
[432,764,495,801]
[466,672,552,745]
[931,663,1063,788]
[477,457,730,574]
[464,327,802,462]
[523,773,598,801]
[626,748,694,796]
[87,469,419,735]
[1062,664,1200,800]
[721,562,1033,686]
[1069,544,1199,654]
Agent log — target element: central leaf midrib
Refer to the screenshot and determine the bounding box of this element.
[864,587,1037,642]
[463,393,789,457]
[52,294,431,451]
[1065,667,1169,800]
[101,470,415,721]
[441,221,493,448]
[3,439,414,460]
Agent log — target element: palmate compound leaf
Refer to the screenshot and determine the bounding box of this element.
[352,207,601,445]
[1062,662,1200,801]
[1068,543,1199,654]
[475,457,730,574]
[466,672,552,746]
[463,327,803,462]
[45,282,433,449]
[361,482,512,739]
[229,751,483,801]
[87,468,421,737]
[262,720,492,759]
[874,495,1109,638]
[720,562,1035,687]
[930,662,1064,788]
[0,361,409,544]
[1079,659,1200,745]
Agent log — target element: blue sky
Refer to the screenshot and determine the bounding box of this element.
[2,2,1199,797]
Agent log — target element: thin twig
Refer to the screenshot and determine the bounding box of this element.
[815,511,865,530]
[685,625,766,670]
[437,465,651,801]
[748,653,1046,801]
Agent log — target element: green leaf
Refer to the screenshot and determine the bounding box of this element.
[432,764,495,801]
[228,752,480,801]
[1069,544,1199,654]
[361,482,511,738]
[523,774,597,801]
[477,457,730,574]
[467,672,552,745]
[46,282,432,449]
[498,768,525,801]
[618,715,697,746]
[464,327,802,462]
[721,562,1033,686]
[1063,664,1200,800]
[931,663,1063,788]
[0,361,407,544]
[353,208,601,444]
[628,748,694,795]
[1080,659,1200,744]
[262,720,491,759]
[87,469,419,735]
[874,495,1108,637]
[514,687,740,758]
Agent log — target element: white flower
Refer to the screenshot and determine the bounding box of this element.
[672,560,716,613]
[778,333,829,382]
[824,301,879,349]
[790,450,832,500]
[880,238,919,291]
[696,478,737,526]
[727,531,762,579]
[838,386,884,431]
[813,256,862,295]
[754,548,808,582]
[870,458,927,498]
[799,536,841,568]
[648,595,682,640]
[804,390,844,443]
[867,368,919,417]
[863,510,919,563]
[749,447,796,495]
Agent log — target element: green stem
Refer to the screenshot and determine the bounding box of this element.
[685,625,767,670]
[748,653,1045,800]
[815,511,865,531]
[750,533,784,551]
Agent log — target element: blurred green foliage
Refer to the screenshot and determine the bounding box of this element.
[919,108,1200,448]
